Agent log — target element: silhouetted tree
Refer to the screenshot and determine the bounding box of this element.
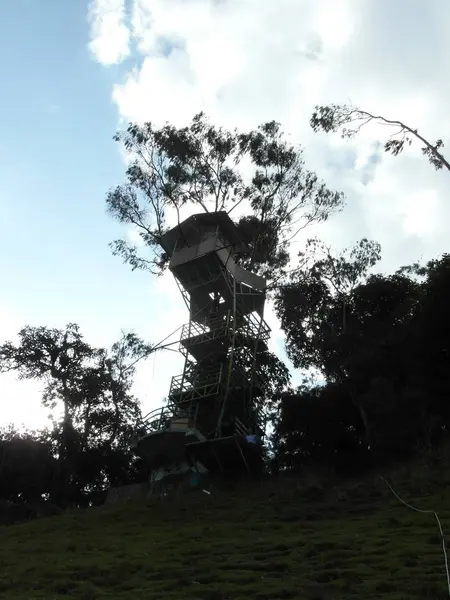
[0,426,56,503]
[272,383,369,476]
[107,112,344,282]
[310,103,450,172]
[412,254,450,438]
[0,327,147,506]
[274,241,432,464]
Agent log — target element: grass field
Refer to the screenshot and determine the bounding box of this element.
[1,458,450,600]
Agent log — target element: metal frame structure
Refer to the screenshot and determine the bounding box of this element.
[133,211,271,477]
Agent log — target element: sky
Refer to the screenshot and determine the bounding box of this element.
[1,0,449,430]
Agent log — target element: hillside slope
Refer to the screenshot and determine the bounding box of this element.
[1,462,450,600]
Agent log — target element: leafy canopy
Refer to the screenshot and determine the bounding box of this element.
[0,325,149,505]
[107,112,344,281]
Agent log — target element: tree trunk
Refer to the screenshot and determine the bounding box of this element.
[53,393,72,507]
[346,383,372,447]
[357,401,371,446]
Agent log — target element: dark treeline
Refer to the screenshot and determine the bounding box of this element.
[272,252,450,476]
[0,328,150,515]
[1,111,448,520]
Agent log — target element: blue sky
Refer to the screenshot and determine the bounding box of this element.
[0,1,172,426]
[1,0,450,429]
[0,1,130,325]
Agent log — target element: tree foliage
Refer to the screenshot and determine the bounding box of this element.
[273,252,450,473]
[275,237,382,376]
[0,326,148,507]
[107,112,344,281]
[0,427,56,504]
[271,383,368,475]
[310,103,450,172]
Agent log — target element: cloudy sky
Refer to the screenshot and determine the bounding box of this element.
[1,0,449,430]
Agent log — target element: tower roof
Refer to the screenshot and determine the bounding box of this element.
[159,211,248,256]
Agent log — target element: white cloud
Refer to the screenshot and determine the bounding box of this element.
[110,0,347,129]
[85,0,450,413]
[312,2,355,52]
[88,0,131,65]
[125,225,145,247]
[0,373,48,431]
[400,189,441,239]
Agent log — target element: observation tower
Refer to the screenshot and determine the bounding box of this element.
[132,211,270,487]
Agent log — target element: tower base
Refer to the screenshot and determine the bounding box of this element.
[186,435,264,475]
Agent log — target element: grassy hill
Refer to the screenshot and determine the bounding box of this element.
[1,458,450,600]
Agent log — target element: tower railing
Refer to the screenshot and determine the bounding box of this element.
[139,405,175,434]
[180,312,231,343]
[169,363,224,403]
[180,310,270,348]
[137,402,203,436]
